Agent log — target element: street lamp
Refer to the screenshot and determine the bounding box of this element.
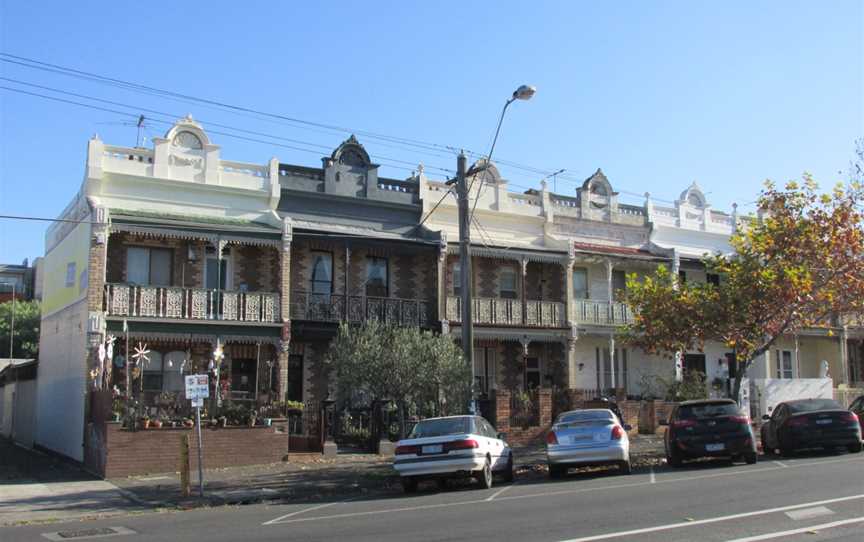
[455,85,536,411]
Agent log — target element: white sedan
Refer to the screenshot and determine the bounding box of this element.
[393,415,514,493]
[546,408,632,478]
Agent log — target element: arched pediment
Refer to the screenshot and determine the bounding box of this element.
[330,134,373,167]
[164,115,211,150]
[679,182,707,208]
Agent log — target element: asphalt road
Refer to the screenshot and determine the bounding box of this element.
[4,451,864,542]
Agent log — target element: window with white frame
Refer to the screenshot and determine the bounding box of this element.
[365,257,388,297]
[310,252,333,294]
[572,267,589,299]
[473,347,496,395]
[126,247,172,286]
[775,350,793,379]
[142,351,164,391]
[499,266,518,299]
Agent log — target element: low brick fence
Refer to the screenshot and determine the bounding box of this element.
[85,420,321,478]
[490,388,676,445]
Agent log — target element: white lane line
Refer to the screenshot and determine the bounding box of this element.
[649,467,656,484]
[263,497,357,526]
[724,516,864,542]
[486,482,517,502]
[263,455,864,527]
[772,461,788,468]
[784,506,834,521]
[555,494,864,542]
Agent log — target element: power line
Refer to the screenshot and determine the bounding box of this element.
[0,85,453,177]
[1,53,694,205]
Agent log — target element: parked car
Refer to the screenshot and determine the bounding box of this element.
[546,409,632,478]
[662,399,757,467]
[760,398,863,456]
[848,395,864,435]
[393,415,513,493]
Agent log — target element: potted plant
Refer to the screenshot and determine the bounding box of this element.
[218,415,228,428]
[151,418,163,429]
[285,400,304,416]
[248,409,258,428]
[183,418,194,428]
[140,415,151,429]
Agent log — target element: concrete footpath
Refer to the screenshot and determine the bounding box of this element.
[0,438,148,526]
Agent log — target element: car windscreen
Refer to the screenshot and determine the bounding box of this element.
[409,417,471,438]
[677,402,740,420]
[557,411,615,425]
[788,399,843,413]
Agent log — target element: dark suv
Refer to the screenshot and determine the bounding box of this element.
[662,399,757,467]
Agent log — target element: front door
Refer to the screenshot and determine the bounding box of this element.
[287,354,304,402]
[231,358,257,400]
[524,357,540,389]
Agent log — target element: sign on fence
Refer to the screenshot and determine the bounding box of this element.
[185,375,209,401]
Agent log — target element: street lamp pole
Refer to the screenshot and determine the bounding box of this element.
[452,85,536,410]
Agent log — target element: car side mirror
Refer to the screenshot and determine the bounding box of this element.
[761,414,770,420]
[658,419,669,426]
[497,432,507,440]
[623,424,632,431]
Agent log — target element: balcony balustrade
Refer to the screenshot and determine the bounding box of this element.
[290,291,432,327]
[104,284,280,323]
[572,299,633,326]
[446,296,566,327]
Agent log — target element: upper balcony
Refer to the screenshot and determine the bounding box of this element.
[290,292,432,327]
[571,299,634,326]
[446,296,565,327]
[101,229,282,325]
[104,284,279,323]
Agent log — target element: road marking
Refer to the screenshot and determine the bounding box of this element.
[649,467,656,484]
[555,494,864,542]
[485,482,517,502]
[771,461,788,468]
[263,497,357,525]
[724,516,864,542]
[784,506,834,521]
[262,455,864,527]
[136,476,171,481]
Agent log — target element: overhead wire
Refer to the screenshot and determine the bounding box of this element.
[1,53,693,205]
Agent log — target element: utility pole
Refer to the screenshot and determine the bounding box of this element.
[455,152,474,381]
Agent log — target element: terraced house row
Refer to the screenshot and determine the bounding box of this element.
[36,117,864,469]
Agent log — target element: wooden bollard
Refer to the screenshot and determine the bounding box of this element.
[180,433,191,497]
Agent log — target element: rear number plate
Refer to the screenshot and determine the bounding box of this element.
[422,444,443,454]
[571,435,591,443]
[816,419,832,425]
[706,443,725,451]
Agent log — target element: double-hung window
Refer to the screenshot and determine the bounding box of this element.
[126,247,172,286]
[452,263,461,296]
[612,270,627,299]
[499,267,518,299]
[775,350,794,379]
[366,257,388,297]
[310,252,333,294]
[573,267,589,299]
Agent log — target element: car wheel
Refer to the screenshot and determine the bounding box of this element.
[548,464,564,479]
[848,442,863,454]
[499,454,515,483]
[745,452,758,465]
[668,447,683,468]
[476,457,493,490]
[619,460,632,475]
[401,477,418,494]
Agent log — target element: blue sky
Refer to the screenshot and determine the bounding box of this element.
[1,1,862,264]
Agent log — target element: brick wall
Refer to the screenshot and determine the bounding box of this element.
[95,421,321,478]
[491,389,554,446]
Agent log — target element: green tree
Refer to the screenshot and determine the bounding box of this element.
[327,321,471,437]
[625,178,864,404]
[0,299,41,359]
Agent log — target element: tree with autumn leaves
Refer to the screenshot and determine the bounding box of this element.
[625,177,864,404]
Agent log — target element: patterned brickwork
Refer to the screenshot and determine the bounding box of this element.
[476,257,498,298]
[392,254,417,299]
[500,342,523,390]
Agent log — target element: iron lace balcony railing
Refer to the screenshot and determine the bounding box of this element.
[104,284,280,323]
[290,292,432,327]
